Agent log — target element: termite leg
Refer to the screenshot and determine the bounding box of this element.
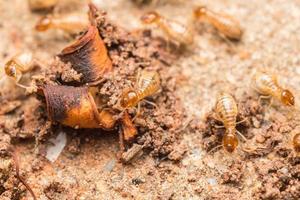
[132,103,141,121]
[219,33,235,47]
[166,37,172,52]
[214,124,225,129]
[175,117,193,133]
[136,68,142,84]
[236,130,247,142]
[207,144,223,154]
[236,117,247,125]
[15,75,30,89]
[143,99,158,108]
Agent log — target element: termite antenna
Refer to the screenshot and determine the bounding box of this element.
[207,144,223,154]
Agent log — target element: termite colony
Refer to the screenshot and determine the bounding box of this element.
[0,0,299,199]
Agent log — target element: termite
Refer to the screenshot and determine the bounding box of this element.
[252,71,295,107]
[119,70,160,110]
[194,6,243,40]
[293,133,300,153]
[214,92,246,153]
[35,13,89,34]
[4,51,36,89]
[28,0,58,11]
[140,11,195,48]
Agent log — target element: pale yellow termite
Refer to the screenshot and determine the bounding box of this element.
[253,71,295,107]
[35,13,89,34]
[120,70,160,109]
[194,6,243,40]
[140,11,195,47]
[215,92,246,153]
[4,52,36,89]
[293,133,300,153]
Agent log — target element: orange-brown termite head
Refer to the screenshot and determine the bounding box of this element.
[4,52,33,79]
[42,85,116,129]
[222,128,238,153]
[4,52,35,89]
[35,16,52,31]
[193,6,207,18]
[293,133,300,152]
[58,25,112,84]
[120,90,139,108]
[4,60,20,80]
[141,11,161,24]
[281,89,295,106]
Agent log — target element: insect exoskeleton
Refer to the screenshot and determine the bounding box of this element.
[28,0,58,11]
[120,70,161,109]
[4,51,35,88]
[140,11,195,47]
[215,92,240,153]
[293,133,300,153]
[35,13,89,34]
[42,85,116,129]
[253,71,295,106]
[58,25,112,84]
[193,6,243,40]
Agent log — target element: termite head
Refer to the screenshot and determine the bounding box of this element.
[4,60,18,79]
[194,6,207,18]
[4,52,32,79]
[293,133,300,152]
[141,11,161,24]
[223,129,238,153]
[120,89,139,109]
[35,16,52,32]
[281,89,295,106]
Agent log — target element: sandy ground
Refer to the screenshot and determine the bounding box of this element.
[0,0,300,199]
